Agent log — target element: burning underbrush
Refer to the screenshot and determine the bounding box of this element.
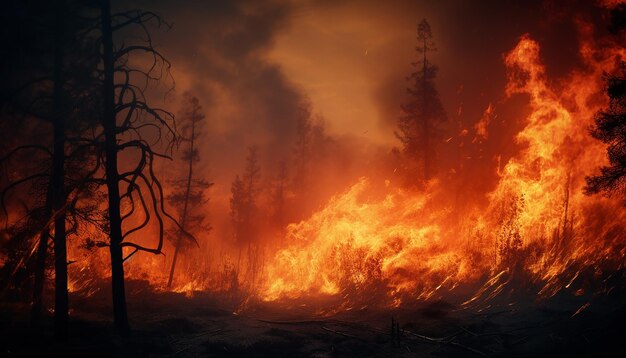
[255,34,626,311]
[57,34,626,316]
[258,178,624,312]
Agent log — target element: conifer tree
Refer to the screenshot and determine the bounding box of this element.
[396,19,447,184]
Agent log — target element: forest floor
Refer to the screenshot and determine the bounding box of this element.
[1,280,625,357]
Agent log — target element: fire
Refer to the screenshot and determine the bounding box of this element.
[260,178,477,307]
[60,27,626,312]
[257,33,626,307]
[262,179,467,304]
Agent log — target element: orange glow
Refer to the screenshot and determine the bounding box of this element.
[61,25,626,313]
[253,33,626,308]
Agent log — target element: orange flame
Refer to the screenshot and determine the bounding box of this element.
[258,33,626,308]
[63,28,626,312]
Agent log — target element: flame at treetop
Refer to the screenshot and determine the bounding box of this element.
[258,34,626,308]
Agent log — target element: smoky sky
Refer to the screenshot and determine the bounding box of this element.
[120,0,613,192]
[125,0,305,189]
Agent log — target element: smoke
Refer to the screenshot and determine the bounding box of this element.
[113,0,622,253]
[126,0,306,187]
[121,0,613,189]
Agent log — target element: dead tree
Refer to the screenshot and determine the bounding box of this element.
[98,0,191,335]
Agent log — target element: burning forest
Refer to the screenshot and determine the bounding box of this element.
[1,0,626,357]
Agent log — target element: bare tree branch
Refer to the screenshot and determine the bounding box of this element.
[0,145,52,163]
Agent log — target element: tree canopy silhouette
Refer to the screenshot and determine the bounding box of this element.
[585,63,626,203]
[166,93,212,288]
[396,19,447,185]
[585,9,626,203]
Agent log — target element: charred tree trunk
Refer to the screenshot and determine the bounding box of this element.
[167,105,198,288]
[52,0,68,340]
[167,236,182,288]
[101,0,130,336]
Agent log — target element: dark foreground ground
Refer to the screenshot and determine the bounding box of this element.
[1,281,625,357]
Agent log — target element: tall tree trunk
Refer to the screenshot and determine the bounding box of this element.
[167,104,197,288]
[101,0,130,336]
[52,0,68,340]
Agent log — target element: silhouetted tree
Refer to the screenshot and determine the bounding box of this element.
[230,146,261,285]
[231,147,261,245]
[609,4,626,34]
[230,176,247,246]
[396,19,447,184]
[167,94,212,288]
[585,64,626,202]
[585,8,626,203]
[243,147,261,222]
[98,0,186,335]
[50,0,69,339]
[0,0,100,337]
[0,0,56,326]
[293,101,312,191]
[291,101,329,208]
[270,161,288,235]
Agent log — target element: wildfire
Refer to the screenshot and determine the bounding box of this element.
[257,33,626,307]
[61,26,626,312]
[262,178,466,304]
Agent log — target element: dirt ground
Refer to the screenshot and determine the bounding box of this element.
[1,280,625,357]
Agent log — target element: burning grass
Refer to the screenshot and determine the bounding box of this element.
[45,22,626,325]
